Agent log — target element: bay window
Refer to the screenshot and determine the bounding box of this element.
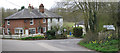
[29,28,36,34]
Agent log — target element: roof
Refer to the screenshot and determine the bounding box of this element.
[5,8,62,19]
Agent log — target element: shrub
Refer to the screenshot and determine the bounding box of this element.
[46,30,56,37]
[73,27,83,37]
[47,35,52,40]
[35,35,45,38]
[20,36,45,40]
[79,39,119,53]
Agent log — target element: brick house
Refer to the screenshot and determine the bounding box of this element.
[4,4,63,35]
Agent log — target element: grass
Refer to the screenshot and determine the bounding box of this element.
[78,40,119,53]
[67,35,74,37]
[20,35,45,40]
[63,22,74,27]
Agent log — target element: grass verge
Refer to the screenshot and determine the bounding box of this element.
[78,40,119,53]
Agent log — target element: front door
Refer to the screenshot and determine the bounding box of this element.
[25,30,29,35]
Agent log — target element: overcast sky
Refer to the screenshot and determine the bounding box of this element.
[0,0,61,10]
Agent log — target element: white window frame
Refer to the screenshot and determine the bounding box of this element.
[30,19,34,25]
[15,29,19,33]
[14,29,24,35]
[43,27,46,33]
[19,29,24,34]
[37,27,41,33]
[7,20,10,25]
[7,28,10,34]
[43,19,46,23]
[29,28,36,34]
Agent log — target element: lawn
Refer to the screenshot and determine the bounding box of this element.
[63,22,74,27]
[78,40,119,53]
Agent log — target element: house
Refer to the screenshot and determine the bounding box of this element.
[0,27,2,35]
[4,4,63,35]
[72,21,86,34]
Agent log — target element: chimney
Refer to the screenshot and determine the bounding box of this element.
[28,4,34,11]
[39,4,44,13]
[32,6,34,9]
[28,4,31,8]
[28,4,32,11]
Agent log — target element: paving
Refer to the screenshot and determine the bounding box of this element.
[2,39,100,53]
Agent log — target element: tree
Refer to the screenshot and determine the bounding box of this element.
[117,1,120,50]
[18,6,25,11]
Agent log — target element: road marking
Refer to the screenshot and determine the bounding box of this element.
[37,43,65,51]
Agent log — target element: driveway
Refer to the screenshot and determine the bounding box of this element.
[2,39,99,53]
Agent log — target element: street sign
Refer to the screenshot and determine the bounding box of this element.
[103,25,115,30]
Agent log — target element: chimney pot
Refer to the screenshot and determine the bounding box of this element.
[39,4,44,13]
[32,6,34,9]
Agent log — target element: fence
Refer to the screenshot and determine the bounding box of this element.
[0,33,44,39]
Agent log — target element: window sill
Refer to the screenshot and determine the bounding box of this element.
[30,24,34,25]
[43,22,46,23]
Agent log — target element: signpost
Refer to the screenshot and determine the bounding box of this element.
[103,25,115,30]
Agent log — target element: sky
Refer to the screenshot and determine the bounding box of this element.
[0,0,61,10]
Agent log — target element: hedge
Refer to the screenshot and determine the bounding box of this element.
[73,27,83,37]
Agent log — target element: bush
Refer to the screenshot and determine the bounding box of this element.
[73,27,83,37]
[47,35,52,40]
[35,35,45,38]
[79,40,119,53]
[46,30,56,37]
[20,36,45,40]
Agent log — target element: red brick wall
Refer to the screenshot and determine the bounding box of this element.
[5,18,48,35]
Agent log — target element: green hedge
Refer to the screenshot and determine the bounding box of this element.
[73,27,83,37]
[20,36,45,40]
[46,30,56,37]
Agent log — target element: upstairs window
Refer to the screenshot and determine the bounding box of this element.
[7,20,10,25]
[30,19,34,25]
[43,19,46,23]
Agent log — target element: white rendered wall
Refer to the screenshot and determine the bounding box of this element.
[47,18,63,31]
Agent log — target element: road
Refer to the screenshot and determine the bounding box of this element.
[0,39,2,53]
[2,39,99,53]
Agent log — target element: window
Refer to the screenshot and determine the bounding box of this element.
[20,30,23,34]
[30,19,34,25]
[15,29,19,33]
[7,28,10,34]
[43,19,46,23]
[29,28,36,34]
[43,27,46,33]
[15,29,24,35]
[7,20,10,25]
[37,27,41,33]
